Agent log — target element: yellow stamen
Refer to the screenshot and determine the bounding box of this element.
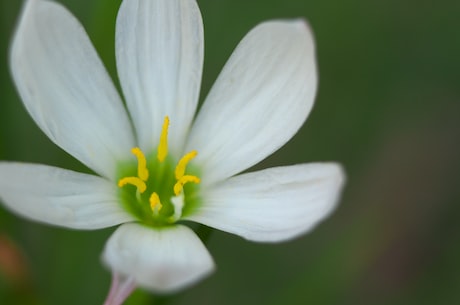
[131,147,149,181]
[157,116,170,162]
[118,177,147,193]
[118,116,201,220]
[174,175,201,196]
[149,192,163,212]
[175,150,198,180]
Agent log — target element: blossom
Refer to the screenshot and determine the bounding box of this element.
[0,0,345,302]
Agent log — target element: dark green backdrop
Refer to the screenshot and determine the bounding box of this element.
[1,0,459,304]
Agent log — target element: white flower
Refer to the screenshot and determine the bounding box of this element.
[0,0,345,301]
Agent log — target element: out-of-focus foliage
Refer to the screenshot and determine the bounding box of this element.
[1,0,459,304]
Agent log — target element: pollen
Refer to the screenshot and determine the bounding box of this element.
[118,177,147,193]
[175,150,198,180]
[149,192,163,212]
[174,175,201,196]
[157,116,170,162]
[117,115,200,225]
[131,147,148,181]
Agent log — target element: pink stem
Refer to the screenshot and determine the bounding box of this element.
[103,273,136,305]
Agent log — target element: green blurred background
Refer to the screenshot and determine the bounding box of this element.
[1,0,459,304]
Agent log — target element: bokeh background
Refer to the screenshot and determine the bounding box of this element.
[1,0,459,304]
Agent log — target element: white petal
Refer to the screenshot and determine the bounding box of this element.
[184,163,345,242]
[116,0,204,156]
[0,162,135,229]
[102,223,215,293]
[187,20,317,184]
[10,0,135,178]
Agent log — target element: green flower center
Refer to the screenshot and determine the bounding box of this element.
[117,116,201,227]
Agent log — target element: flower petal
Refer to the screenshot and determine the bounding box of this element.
[185,163,345,242]
[10,0,135,178]
[116,0,204,156]
[0,162,134,229]
[102,223,215,293]
[187,20,318,184]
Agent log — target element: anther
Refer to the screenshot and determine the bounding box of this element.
[174,175,201,196]
[149,192,163,213]
[157,116,170,162]
[131,147,149,181]
[118,177,147,193]
[175,150,198,180]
